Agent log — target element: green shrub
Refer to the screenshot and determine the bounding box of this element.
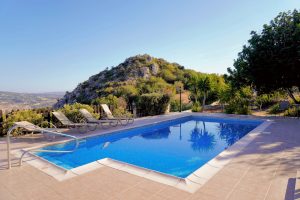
[183,102,193,111]
[255,94,272,110]
[191,102,201,112]
[170,99,180,112]
[138,93,170,116]
[284,107,300,117]
[2,110,46,136]
[170,99,193,112]
[112,107,133,118]
[268,103,281,114]
[92,95,132,117]
[236,103,251,115]
[224,104,236,114]
[225,100,251,115]
[92,94,119,108]
[59,103,97,123]
[222,86,252,115]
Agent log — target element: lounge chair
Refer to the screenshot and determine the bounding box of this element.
[12,121,60,139]
[100,104,134,126]
[6,121,80,169]
[13,121,57,133]
[79,109,118,128]
[52,111,97,133]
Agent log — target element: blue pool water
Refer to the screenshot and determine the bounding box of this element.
[36,116,262,178]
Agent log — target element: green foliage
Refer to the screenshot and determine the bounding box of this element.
[2,110,46,136]
[208,74,227,104]
[138,93,171,116]
[92,94,119,108]
[56,54,226,111]
[137,77,175,96]
[160,68,177,83]
[115,85,139,102]
[284,106,300,117]
[187,74,213,110]
[255,92,286,110]
[59,103,97,123]
[224,86,253,115]
[268,103,281,114]
[54,54,227,117]
[112,107,133,118]
[255,94,273,110]
[191,102,202,112]
[170,99,180,112]
[170,99,192,112]
[92,95,132,117]
[227,10,300,103]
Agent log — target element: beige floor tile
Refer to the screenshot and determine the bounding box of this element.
[215,165,247,179]
[264,176,293,200]
[236,178,272,196]
[187,192,222,200]
[156,186,192,200]
[115,187,153,200]
[227,189,265,200]
[203,173,240,187]
[136,179,167,193]
[196,182,233,199]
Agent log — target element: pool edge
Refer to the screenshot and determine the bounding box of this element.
[13,114,273,193]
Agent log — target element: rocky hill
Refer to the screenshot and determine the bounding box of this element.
[55,54,193,107]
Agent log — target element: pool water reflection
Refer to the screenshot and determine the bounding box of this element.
[36,116,261,178]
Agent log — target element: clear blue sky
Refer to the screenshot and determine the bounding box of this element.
[0,0,299,93]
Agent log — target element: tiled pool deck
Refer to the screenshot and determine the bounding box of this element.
[1,113,300,200]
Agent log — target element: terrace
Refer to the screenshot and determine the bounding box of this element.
[1,113,299,200]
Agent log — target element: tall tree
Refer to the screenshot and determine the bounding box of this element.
[198,77,211,111]
[227,10,300,103]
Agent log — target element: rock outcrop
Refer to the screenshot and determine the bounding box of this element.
[54,54,185,108]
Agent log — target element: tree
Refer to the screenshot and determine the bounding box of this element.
[188,74,201,103]
[227,10,300,103]
[188,74,211,111]
[198,76,211,111]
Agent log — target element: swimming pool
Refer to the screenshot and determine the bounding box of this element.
[35,116,262,178]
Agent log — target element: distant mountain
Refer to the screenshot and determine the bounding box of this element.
[0,91,64,112]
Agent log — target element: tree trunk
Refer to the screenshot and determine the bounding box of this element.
[202,93,206,112]
[287,88,300,104]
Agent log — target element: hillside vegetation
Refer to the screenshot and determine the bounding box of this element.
[55,54,225,112]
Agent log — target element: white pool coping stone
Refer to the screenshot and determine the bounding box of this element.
[13,113,273,193]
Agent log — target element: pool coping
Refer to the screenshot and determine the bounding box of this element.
[12,113,273,193]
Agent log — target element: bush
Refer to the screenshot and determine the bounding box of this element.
[224,104,236,114]
[284,107,300,117]
[191,102,201,112]
[138,93,170,116]
[170,99,181,112]
[59,103,97,123]
[268,103,281,114]
[255,94,272,110]
[170,99,193,112]
[92,95,131,117]
[92,94,119,108]
[2,110,46,136]
[225,100,251,115]
[223,87,252,115]
[113,107,133,118]
[183,102,193,111]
